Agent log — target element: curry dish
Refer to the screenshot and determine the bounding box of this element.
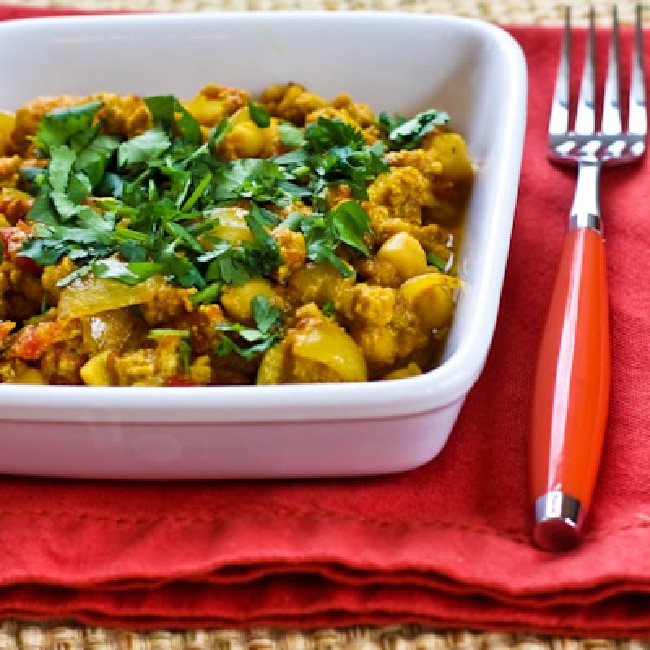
[0,83,473,386]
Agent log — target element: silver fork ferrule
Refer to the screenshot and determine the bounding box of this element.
[569,160,602,232]
[534,491,584,552]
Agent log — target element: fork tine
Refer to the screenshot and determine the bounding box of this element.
[575,6,597,135]
[628,3,647,137]
[549,5,571,136]
[602,6,622,134]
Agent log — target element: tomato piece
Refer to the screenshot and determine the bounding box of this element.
[10,321,66,360]
[0,224,40,274]
[165,374,197,387]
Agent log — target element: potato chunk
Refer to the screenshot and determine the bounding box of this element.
[257,305,367,384]
[399,273,458,330]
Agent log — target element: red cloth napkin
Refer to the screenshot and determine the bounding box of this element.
[1,7,650,639]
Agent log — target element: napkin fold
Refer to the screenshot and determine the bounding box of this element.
[1,8,650,639]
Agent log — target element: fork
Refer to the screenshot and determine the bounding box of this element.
[530,5,647,552]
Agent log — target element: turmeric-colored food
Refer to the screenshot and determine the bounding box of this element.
[0,83,473,386]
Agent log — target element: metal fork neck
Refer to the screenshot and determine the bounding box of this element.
[569,160,602,232]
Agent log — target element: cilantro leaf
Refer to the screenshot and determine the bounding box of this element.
[245,203,280,248]
[251,294,283,333]
[118,128,171,167]
[146,95,202,145]
[304,117,366,152]
[92,260,154,285]
[285,200,371,277]
[34,101,103,155]
[208,119,232,149]
[278,122,304,149]
[17,237,67,266]
[212,158,292,205]
[190,282,221,306]
[215,295,283,359]
[48,144,76,194]
[248,100,271,128]
[74,134,120,187]
[328,200,371,256]
[378,108,450,150]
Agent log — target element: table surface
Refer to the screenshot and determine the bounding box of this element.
[0,0,647,647]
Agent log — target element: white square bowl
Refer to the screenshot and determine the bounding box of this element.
[0,11,527,479]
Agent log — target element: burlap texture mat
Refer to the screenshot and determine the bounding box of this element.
[1,622,649,650]
[0,0,646,646]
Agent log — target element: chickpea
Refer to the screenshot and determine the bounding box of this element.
[426,132,474,179]
[185,93,229,126]
[184,84,248,127]
[376,232,428,282]
[218,106,280,159]
[227,122,266,158]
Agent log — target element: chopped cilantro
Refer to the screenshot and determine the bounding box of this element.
[278,121,304,149]
[93,260,163,285]
[328,200,371,256]
[20,93,437,299]
[378,108,450,150]
[216,295,283,359]
[426,250,452,272]
[283,117,389,200]
[251,294,283,333]
[285,200,371,278]
[148,328,192,371]
[208,119,232,149]
[190,282,221,306]
[118,128,171,168]
[146,95,202,145]
[148,328,191,339]
[34,101,103,155]
[247,100,271,128]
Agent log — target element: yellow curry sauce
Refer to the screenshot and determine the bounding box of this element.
[0,83,473,386]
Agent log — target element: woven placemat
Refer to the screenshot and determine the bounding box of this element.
[0,0,647,646]
[2,622,650,650]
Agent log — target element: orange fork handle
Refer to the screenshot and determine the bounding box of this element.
[530,226,610,516]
